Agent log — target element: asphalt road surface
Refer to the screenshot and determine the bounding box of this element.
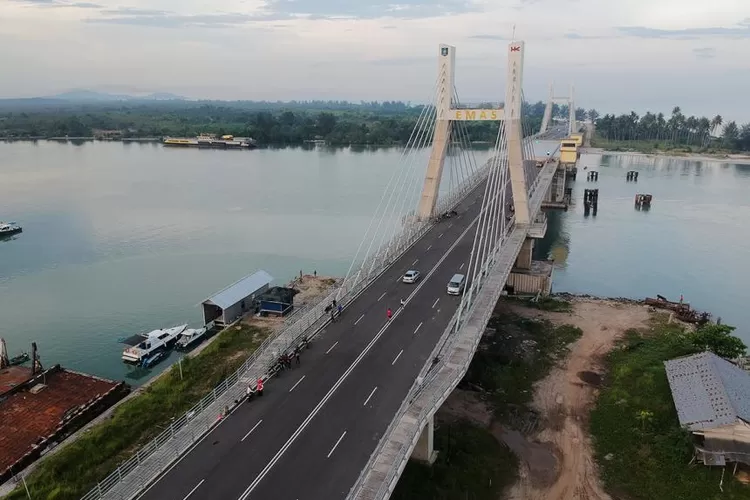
[137,160,540,500]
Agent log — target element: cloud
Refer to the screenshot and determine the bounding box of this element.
[85,11,288,28]
[260,0,481,19]
[11,0,101,7]
[693,47,716,59]
[563,32,614,40]
[618,19,750,39]
[469,34,506,40]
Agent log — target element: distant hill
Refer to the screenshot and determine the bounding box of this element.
[0,90,188,111]
[47,90,187,102]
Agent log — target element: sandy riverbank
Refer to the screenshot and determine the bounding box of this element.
[439,297,652,500]
[583,148,750,165]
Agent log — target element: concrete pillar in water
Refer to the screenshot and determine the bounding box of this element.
[411,415,438,465]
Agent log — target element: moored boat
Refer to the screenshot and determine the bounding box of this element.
[175,326,208,351]
[121,324,187,364]
[0,222,22,237]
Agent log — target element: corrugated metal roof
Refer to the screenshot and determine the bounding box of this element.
[664,351,750,431]
[202,270,273,310]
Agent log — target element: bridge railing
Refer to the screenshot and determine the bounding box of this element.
[79,158,492,500]
[347,171,554,499]
[80,282,339,500]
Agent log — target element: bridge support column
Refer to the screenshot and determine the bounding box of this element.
[539,82,554,134]
[506,41,529,225]
[568,84,576,136]
[514,237,534,270]
[417,44,455,220]
[411,415,438,465]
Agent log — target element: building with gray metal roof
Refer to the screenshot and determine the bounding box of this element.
[665,351,750,466]
[201,270,273,326]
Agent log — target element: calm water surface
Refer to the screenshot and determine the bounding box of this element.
[0,142,748,384]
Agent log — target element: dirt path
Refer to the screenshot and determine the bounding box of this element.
[504,299,651,500]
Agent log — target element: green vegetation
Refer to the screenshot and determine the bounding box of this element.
[590,318,749,500]
[392,421,519,500]
[6,324,271,500]
[509,295,573,313]
[594,107,750,153]
[464,310,582,421]
[0,99,559,145]
[393,305,583,500]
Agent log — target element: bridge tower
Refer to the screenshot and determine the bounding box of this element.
[539,82,576,136]
[417,41,530,225]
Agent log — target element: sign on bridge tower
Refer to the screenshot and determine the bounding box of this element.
[417,41,531,225]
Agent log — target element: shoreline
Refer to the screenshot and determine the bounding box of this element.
[583,147,750,165]
[0,273,336,499]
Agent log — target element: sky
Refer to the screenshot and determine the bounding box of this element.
[1,0,749,122]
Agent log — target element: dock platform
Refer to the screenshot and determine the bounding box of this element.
[0,365,129,484]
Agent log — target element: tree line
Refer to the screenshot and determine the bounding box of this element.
[0,100,563,146]
[593,107,750,151]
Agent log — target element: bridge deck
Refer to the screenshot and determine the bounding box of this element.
[137,180,489,500]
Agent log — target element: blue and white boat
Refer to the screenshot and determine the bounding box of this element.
[0,222,22,237]
[121,324,187,364]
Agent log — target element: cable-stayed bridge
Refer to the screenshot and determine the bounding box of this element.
[81,40,578,500]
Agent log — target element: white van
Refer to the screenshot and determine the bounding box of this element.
[447,274,466,295]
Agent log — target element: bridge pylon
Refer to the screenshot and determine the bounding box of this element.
[417,41,531,225]
[539,82,576,136]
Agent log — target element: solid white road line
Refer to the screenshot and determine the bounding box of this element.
[183,479,205,500]
[414,322,423,335]
[432,298,440,309]
[378,292,387,301]
[355,314,365,325]
[289,375,306,393]
[327,431,347,459]
[325,341,338,354]
[363,386,378,406]
[235,210,481,500]
[412,259,419,266]
[460,262,465,270]
[391,349,403,365]
[241,420,263,442]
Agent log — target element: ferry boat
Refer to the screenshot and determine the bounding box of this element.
[121,324,187,364]
[162,134,257,150]
[175,326,209,351]
[0,222,22,237]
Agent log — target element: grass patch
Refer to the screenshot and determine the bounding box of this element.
[392,420,518,500]
[509,296,573,313]
[6,324,271,500]
[463,309,582,422]
[590,319,750,499]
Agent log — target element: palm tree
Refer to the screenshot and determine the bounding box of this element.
[711,115,723,136]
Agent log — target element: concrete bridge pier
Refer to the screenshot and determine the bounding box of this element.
[514,237,534,270]
[545,166,567,205]
[411,415,438,464]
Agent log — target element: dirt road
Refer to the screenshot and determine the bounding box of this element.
[505,299,651,500]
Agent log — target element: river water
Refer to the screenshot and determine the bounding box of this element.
[1,141,748,384]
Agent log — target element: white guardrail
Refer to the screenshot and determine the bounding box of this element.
[347,161,556,500]
[78,161,491,500]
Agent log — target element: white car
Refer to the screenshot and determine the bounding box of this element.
[402,270,421,284]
